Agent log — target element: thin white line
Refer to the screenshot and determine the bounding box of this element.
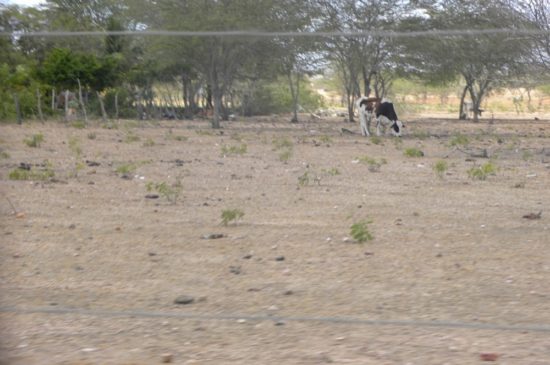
[2,306,550,333]
[0,28,549,39]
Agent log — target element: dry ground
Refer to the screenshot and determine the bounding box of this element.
[1,115,549,364]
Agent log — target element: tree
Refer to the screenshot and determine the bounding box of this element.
[404,0,533,121]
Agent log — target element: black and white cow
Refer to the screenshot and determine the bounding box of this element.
[356,97,403,137]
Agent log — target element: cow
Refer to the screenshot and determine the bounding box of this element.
[356,97,404,137]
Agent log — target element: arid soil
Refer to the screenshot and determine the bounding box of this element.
[1,115,549,364]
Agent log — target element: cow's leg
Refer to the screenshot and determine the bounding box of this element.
[359,107,369,136]
[366,111,372,136]
[376,117,382,136]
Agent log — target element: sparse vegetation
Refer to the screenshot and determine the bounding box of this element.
[319,135,332,144]
[323,167,340,176]
[279,149,293,163]
[468,162,497,180]
[9,163,55,181]
[404,147,424,157]
[24,133,44,148]
[87,132,96,140]
[146,178,183,204]
[71,120,86,129]
[350,221,374,243]
[221,208,244,226]
[370,136,382,145]
[272,137,293,150]
[221,143,247,156]
[143,137,155,147]
[357,155,387,172]
[115,163,137,175]
[449,133,470,147]
[124,130,140,143]
[433,160,448,178]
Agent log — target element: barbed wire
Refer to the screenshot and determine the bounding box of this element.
[2,306,550,333]
[0,28,549,39]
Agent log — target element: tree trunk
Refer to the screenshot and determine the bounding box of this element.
[287,68,300,124]
[77,79,88,124]
[64,90,70,122]
[13,93,22,124]
[96,91,108,122]
[114,92,119,120]
[36,88,44,123]
[458,85,469,120]
[51,88,56,111]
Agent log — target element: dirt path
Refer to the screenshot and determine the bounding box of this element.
[1,117,549,364]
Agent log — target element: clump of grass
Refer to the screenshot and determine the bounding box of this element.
[370,136,382,145]
[221,143,247,156]
[350,220,374,243]
[0,150,10,159]
[468,162,497,180]
[357,155,387,172]
[124,130,140,143]
[71,120,86,129]
[433,160,448,178]
[195,129,213,136]
[272,137,293,150]
[412,130,430,140]
[24,133,44,148]
[404,147,424,157]
[298,171,310,186]
[9,164,55,181]
[449,133,470,147]
[221,208,244,226]
[319,135,332,144]
[146,178,183,204]
[143,137,155,147]
[87,132,96,140]
[115,163,137,175]
[279,149,293,163]
[68,137,82,159]
[323,167,340,176]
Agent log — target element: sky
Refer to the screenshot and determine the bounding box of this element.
[4,0,43,6]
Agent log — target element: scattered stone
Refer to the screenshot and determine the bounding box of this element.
[68,224,76,229]
[148,252,157,256]
[237,319,247,323]
[145,194,159,199]
[283,290,294,296]
[480,353,499,361]
[242,254,253,260]
[15,212,26,219]
[274,321,285,326]
[248,288,261,292]
[268,305,279,311]
[275,256,285,261]
[120,174,131,180]
[174,295,195,305]
[523,211,542,220]
[229,266,242,275]
[436,253,443,258]
[81,348,98,353]
[86,160,100,167]
[74,265,84,271]
[364,252,374,256]
[202,233,225,239]
[161,353,173,363]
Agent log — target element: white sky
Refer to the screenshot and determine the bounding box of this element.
[4,0,44,7]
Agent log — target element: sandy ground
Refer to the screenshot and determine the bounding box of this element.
[1,115,549,364]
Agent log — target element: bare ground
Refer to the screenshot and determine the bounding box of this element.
[1,115,549,364]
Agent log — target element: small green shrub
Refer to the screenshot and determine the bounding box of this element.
[71,120,86,129]
[9,166,54,181]
[24,133,44,148]
[319,135,332,144]
[87,132,97,140]
[350,221,374,243]
[0,150,10,159]
[124,131,140,143]
[433,160,448,178]
[221,143,247,156]
[298,171,310,186]
[279,149,293,163]
[468,162,497,180]
[324,167,340,176]
[357,155,386,172]
[146,179,183,204]
[221,208,244,226]
[143,137,155,147]
[272,137,293,150]
[370,136,382,145]
[449,133,470,147]
[115,163,137,175]
[68,137,82,158]
[404,148,424,157]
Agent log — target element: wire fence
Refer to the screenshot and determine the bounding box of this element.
[2,305,550,333]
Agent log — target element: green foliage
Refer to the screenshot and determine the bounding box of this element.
[221,208,244,226]
[143,137,155,147]
[323,167,340,176]
[433,160,448,178]
[468,162,497,180]
[449,133,470,147]
[24,133,44,148]
[279,149,293,163]
[71,120,86,129]
[146,179,183,204]
[124,130,140,143]
[370,136,382,145]
[221,143,247,156]
[68,136,82,158]
[0,150,10,159]
[403,148,424,157]
[87,132,97,140]
[319,135,332,144]
[115,163,137,175]
[357,155,387,172]
[272,137,293,150]
[350,221,374,243]
[9,165,55,181]
[298,171,311,186]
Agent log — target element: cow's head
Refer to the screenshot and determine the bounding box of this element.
[391,120,404,137]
